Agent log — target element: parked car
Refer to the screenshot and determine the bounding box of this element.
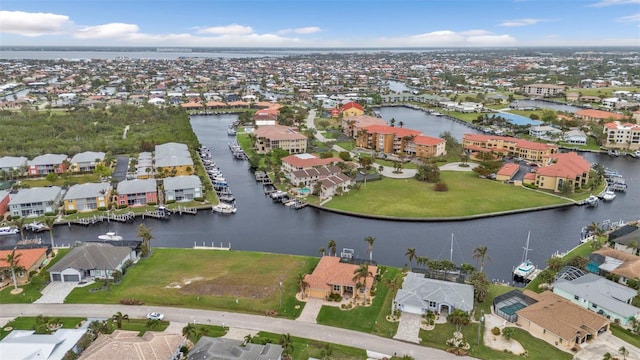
[146,312,165,320]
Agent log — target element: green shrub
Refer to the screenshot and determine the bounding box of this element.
[118,204,128,209]
[193,197,204,202]
[434,182,449,192]
[147,201,157,206]
[10,215,19,220]
[44,212,57,217]
[65,210,77,215]
[97,207,107,211]
[492,327,501,336]
[166,199,176,204]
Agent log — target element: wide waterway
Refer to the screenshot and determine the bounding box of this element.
[2,108,638,283]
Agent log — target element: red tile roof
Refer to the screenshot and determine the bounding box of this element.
[342,101,364,112]
[413,135,445,146]
[282,154,343,168]
[255,125,307,141]
[497,163,520,176]
[0,248,47,269]
[463,134,554,151]
[363,125,422,137]
[305,256,377,292]
[536,152,590,178]
[604,121,640,130]
[575,109,624,120]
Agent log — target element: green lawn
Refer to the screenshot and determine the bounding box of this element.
[65,249,318,319]
[0,248,70,304]
[567,87,640,97]
[374,159,418,169]
[335,141,355,151]
[20,174,101,188]
[253,331,366,360]
[443,111,479,122]
[420,323,571,360]
[324,172,569,218]
[611,324,640,349]
[475,284,518,320]
[316,267,400,337]
[0,316,86,340]
[115,318,170,335]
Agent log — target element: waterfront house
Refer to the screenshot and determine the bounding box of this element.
[576,109,624,122]
[189,337,282,360]
[0,156,28,177]
[48,243,136,282]
[304,256,377,300]
[341,101,364,117]
[69,151,105,172]
[280,153,343,175]
[27,154,68,176]
[320,173,353,198]
[342,115,386,138]
[79,330,184,360]
[532,152,590,193]
[254,125,307,154]
[515,290,609,351]
[602,121,640,151]
[529,125,562,140]
[589,248,640,285]
[405,135,447,159]
[289,165,343,188]
[0,248,48,288]
[608,225,640,255]
[552,273,640,326]
[563,130,587,145]
[116,179,157,207]
[63,182,111,213]
[462,134,558,163]
[135,152,154,179]
[9,186,62,217]
[155,142,194,177]
[163,175,202,202]
[392,272,474,315]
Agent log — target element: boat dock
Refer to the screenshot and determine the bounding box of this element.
[193,242,231,250]
[522,268,542,283]
[168,206,198,215]
[68,212,136,226]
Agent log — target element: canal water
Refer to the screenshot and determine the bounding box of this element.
[4,108,638,283]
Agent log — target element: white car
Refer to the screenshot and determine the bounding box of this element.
[146,312,165,321]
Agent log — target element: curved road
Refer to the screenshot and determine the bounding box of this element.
[0,304,470,359]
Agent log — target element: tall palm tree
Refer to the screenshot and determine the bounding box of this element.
[243,334,254,346]
[405,248,417,269]
[182,323,200,342]
[447,309,471,333]
[136,223,154,257]
[6,248,24,290]
[364,236,375,261]
[279,333,294,359]
[112,312,129,329]
[619,346,629,360]
[318,247,325,257]
[11,217,25,241]
[352,264,373,302]
[327,240,337,257]
[472,246,491,272]
[296,272,309,299]
[44,216,57,249]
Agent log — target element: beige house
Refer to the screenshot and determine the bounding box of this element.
[254,125,307,154]
[516,291,609,351]
[304,256,377,300]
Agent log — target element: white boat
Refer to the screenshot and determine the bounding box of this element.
[24,222,50,232]
[0,226,19,236]
[602,190,616,201]
[584,195,599,208]
[513,231,535,283]
[212,203,237,214]
[98,231,124,241]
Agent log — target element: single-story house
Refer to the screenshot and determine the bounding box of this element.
[393,272,474,315]
[63,182,111,212]
[116,179,157,207]
[516,290,609,351]
[0,248,48,288]
[48,243,136,282]
[0,328,86,360]
[9,186,63,217]
[79,330,184,360]
[552,273,640,326]
[607,225,640,256]
[69,151,105,172]
[163,175,202,202]
[588,248,640,285]
[304,256,377,300]
[189,337,283,360]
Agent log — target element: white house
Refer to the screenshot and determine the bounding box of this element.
[563,130,587,145]
[49,243,136,282]
[393,272,474,315]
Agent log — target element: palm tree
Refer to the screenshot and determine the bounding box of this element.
[112,312,129,329]
[44,216,56,249]
[546,256,564,272]
[296,272,309,299]
[602,352,612,360]
[352,264,373,302]
[182,323,200,342]
[447,309,471,333]
[11,217,25,241]
[327,240,337,257]
[364,236,375,261]
[619,346,629,360]
[318,247,325,257]
[279,333,294,359]
[405,248,417,269]
[136,223,154,257]
[472,246,491,272]
[6,248,24,290]
[459,263,476,275]
[243,334,253,346]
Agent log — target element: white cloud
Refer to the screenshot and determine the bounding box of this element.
[588,0,640,7]
[0,10,73,36]
[278,27,322,35]
[75,23,140,39]
[372,30,517,47]
[616,12,640,22]
[498,18,544,27]
[195,24,253,35]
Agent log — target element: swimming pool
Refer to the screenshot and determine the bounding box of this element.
[298,187,311,195]
[497,112,542,126]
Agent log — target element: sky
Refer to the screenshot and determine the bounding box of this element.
[0,0,639,48]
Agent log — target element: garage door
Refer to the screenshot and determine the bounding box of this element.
[63,274,80,282]
[51,274,61,281]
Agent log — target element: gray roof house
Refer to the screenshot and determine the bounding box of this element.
[163,175,202,202]
[608,225,640,256]
[116,179,157,207]
[63,182,111,212]
[69,151,105,172]
[154,142,193,170]
[552,273,640,326]
[0,156,28,174]
[189,337,283,360]
[9,186,63,217]
[28,154,68,175]
[393,272,474,315]
[49,243,136,283]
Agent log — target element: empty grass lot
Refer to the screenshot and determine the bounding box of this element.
[324,172,569,218]
[253,331,366,360]
[65,249,319,319]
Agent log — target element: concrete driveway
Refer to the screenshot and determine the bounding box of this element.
[574,332,640,360]
[393,313,421,343]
